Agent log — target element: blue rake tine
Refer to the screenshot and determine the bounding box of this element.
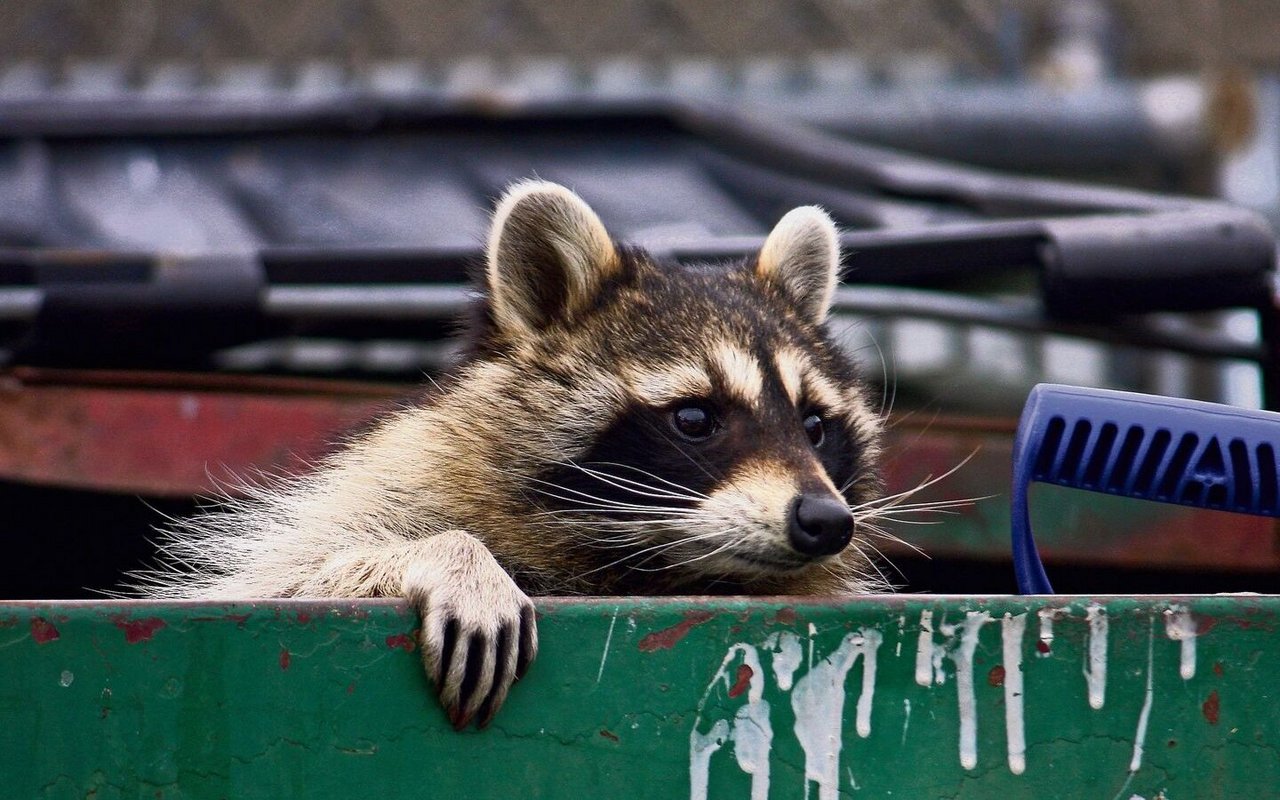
[1011,383,1280,594]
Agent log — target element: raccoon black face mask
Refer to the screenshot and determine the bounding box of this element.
[133,180,886,729]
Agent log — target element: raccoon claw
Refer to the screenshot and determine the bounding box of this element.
[408,542,538,730]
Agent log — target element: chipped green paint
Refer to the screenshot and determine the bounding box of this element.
[2,596,1277,798]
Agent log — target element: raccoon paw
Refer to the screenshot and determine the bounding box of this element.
[405,531,538,730]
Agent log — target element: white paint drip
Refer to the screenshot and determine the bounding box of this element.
[932,643,947,686]
[1163,606,1198,680]
[596,608,619,684]
[764,631,803,691]
[1085,604,1109,710]
[855,630,883,738]
[901,698,911,745]
[1128,619,1156,774]
[792,630,879,800]
[1036,607,1066,658]
[689,644,773,800]
[730,647,773,800]
[1002,613,1027,775]
[953,611,990,771]
[914,610,935,686]
[689,719,730,800]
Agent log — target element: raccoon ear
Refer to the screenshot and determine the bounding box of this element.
[486,181,620,335]
[756,206,841,323]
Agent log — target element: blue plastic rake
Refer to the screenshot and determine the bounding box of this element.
[1011,383,1280,594]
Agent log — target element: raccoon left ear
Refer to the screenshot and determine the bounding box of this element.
[756,206,841,323]
[486,180,621,336]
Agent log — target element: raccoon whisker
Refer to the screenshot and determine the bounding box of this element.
[855,523,927,557]
[531,504,697,519]
[524,478,695,515]
[571,529,735,578]
[855,523,916,561]
[856,496,985,518]
[816,560,885,593]
[583,462,712,500]
[858,511,954,525]
[632,533,747,574]
[844,537,897,588]
[624,529,736,563]
[843,453,977,508]
[867,495,980,511]
[574,464,706,503]
[535,516,694,528]
[862,324,896,422]
[556,461,705,503]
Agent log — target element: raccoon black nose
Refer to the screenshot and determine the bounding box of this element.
[787,495,854,557]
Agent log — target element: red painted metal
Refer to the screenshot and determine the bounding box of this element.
[1,367,1275,571]
[0,368,396,496]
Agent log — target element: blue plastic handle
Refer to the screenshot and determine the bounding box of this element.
[1012,384,1280,594]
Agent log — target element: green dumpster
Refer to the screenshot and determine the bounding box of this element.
[3,595,1275,798]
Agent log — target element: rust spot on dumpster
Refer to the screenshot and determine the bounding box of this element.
[386,633,416,652]
[638,610,715,652]
[1213,662,1225,677]
[112,615,166,644]
[987,665,1006,687]
[1203,690,1221,725]
[774,607,797,625]
[1035,640,1051,655]
[30,617,60,644]
[728,663,754,698]
[599,729,619,743]
[296,612,313,624]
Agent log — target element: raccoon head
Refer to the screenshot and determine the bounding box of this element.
[472,180,883,592]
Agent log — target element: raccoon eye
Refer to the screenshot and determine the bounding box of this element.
[803,413,825,447]
[671,402,717,441]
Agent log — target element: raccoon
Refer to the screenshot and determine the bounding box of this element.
[134,181,886,730]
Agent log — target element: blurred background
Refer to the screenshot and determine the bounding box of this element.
[1,0,1278,596]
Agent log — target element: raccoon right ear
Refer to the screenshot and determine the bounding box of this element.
[486,181,621,336]
[756,206,841,323]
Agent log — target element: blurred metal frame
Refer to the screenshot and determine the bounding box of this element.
[0,97,1274,402]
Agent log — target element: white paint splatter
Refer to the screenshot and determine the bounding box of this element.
[764,631,803,691]
[1128,619,1156,773]
[914,610,935,687]
[1002,613,1027,775]
[596,607,619,684]
[953,611,990,771]
[689,719,730,800]
[689,645,773,800]
[1163,606,1198,680]
[1085,604,1109,710]
[792,630,880,800]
